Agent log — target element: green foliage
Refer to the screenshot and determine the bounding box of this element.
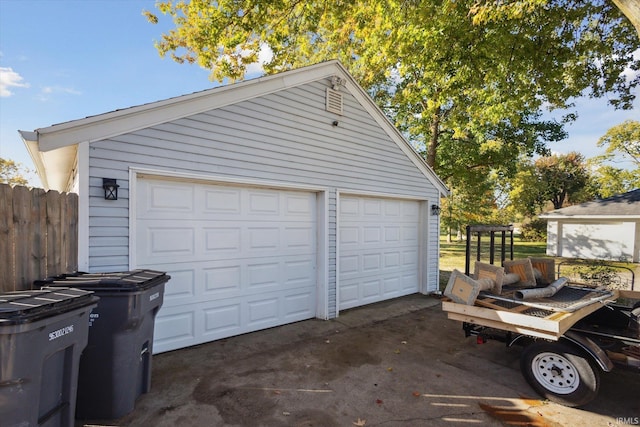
[589,164,640,198]
[146,1,639,231]
[597,119,640,166]
[0,158,29,186]
[520,218,547,242]
[145,0,639,185]
[509,152,595,215]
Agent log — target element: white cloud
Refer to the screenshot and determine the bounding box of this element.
[622,48,640,82]
[37,85,82,101]
[245,43,274,77]
[0,67,30,97]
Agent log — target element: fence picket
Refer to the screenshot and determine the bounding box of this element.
[0,184,15,290]
[0,184,78,292]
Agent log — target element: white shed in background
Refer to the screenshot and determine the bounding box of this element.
[21,61,448,353]
[540,189,640,263]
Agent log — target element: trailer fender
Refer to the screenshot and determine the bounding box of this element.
[561,331,614,372]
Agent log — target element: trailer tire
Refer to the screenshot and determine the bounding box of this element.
[520,341,600,407]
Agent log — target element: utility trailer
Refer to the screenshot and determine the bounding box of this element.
[441,225,640,407]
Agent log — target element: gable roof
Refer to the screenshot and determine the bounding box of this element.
[539,188,640,219]
[20,60,448,196]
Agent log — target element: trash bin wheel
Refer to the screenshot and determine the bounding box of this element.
[520,341,600,407]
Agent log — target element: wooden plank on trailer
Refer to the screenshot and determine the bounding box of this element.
[618,290,640,301]
[442,299,564,334]
[443,290,619,338]
[475,299,509,311]
[446,312,560,341]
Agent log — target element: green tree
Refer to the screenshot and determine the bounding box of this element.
[145,0,639,183]
[597,120,640,166]
[590,165,640,198]
[509,152,594,215]
[0,158,29,186]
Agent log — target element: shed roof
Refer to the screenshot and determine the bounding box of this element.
[20,60,448,196]
[539,188,640,219]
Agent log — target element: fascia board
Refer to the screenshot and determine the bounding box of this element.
[20,130,49,190]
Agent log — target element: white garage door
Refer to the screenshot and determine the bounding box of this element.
[338,195,421,310]
[135,177,317,353]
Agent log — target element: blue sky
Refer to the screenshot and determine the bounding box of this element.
[1,0,638,186]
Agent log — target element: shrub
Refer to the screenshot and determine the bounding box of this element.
[520,218,547,242]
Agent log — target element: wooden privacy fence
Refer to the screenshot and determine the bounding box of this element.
[0,183,78,292]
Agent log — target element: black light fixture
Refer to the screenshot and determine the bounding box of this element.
[102,178,119,200]
[431,204,441,216]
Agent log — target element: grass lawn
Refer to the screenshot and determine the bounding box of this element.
[439,236,547,272]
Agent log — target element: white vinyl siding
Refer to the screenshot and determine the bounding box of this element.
[547,220,636,261]
[86,80,441,320]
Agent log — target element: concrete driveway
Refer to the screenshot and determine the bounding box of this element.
[81,294,639,426]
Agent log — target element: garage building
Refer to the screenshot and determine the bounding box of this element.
[540,189,640,263]
[21,61,448,353]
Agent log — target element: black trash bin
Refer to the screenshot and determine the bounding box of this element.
[38,269,169,420]
[0,287,98,427]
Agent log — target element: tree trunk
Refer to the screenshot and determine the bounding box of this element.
[427,108,441,169]
[612,0,640,38]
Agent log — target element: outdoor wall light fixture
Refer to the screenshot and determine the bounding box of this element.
[431,204,441,216]
[102,178,119,200]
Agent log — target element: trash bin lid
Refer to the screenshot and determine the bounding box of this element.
[36,269,169,292]
[0,288,97,325]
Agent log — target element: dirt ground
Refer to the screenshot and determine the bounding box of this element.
[79,294,640,427]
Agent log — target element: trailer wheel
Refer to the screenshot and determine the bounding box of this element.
[520,341,600,407]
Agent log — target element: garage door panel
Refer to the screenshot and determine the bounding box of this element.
[363,226,382,243]
[164,268,196,300]
[402,225,419,242]
[203,188,241,214]
[153,309,196,351]
[204,304,241,336]
[284,226,316,249]
[137,177,317,353]
[384,226,401,242]
[284,291,316,319]
[384,252,400,268]
[204,227,242,252]
[340,284,359,307]
[402,272,418,292]
[137,181,195,218]
[339,195,421,310]
[362,279,382,299]
[383,277,401,296]
[143,226,196,258]
[204,265,241,294]
[363,253,382,272]
[247,297,279,326]
[402,249,418,267]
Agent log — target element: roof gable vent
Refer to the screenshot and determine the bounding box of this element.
[326,88,343,115]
